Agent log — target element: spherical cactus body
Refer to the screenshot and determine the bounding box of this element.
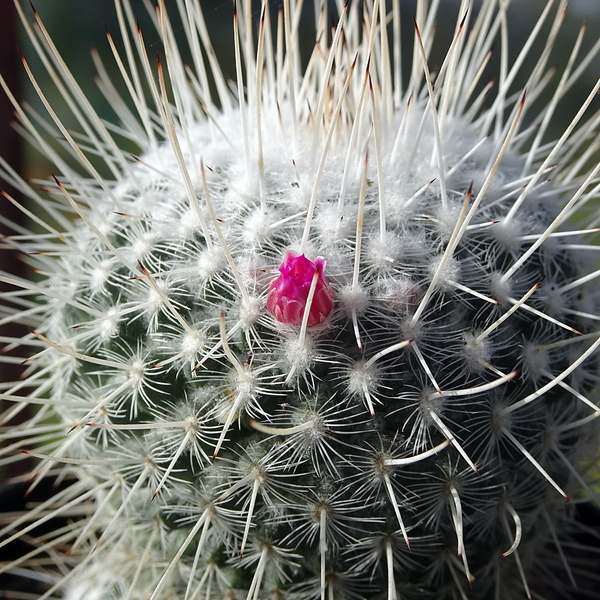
[1,1,600,599]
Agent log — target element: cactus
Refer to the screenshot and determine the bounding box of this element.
[1,0,600,598]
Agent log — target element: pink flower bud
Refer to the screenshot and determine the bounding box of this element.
[267,251,335,327]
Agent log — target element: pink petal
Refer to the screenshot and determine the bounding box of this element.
[267,251,335,326]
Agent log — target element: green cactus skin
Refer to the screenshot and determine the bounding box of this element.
[1,1,600,599]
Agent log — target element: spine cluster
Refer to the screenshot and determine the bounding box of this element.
[1,1,600,599]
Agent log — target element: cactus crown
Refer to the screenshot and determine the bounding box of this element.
[1,1,600,599]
